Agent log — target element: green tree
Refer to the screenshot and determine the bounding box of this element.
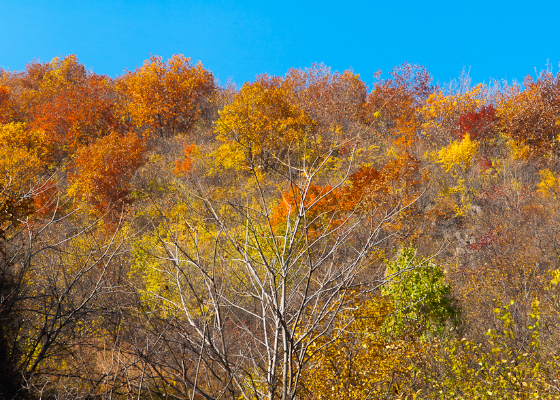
[382,247,461,339]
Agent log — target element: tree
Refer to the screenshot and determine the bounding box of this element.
[382,247,460,339]
[298,292,417,400]
[282,64,367,141]
[362,63,433,149]
[119,54,215,137]
[421,299,558,399]
[214,66,369,176]
[0,84,12,123]
[31,74,127,158]
[67,131,147,219]
[497,70,560,156]
[16,55,90,125]
[0,158,135,398]
[130,145,419,400]
[215,74,317,173]
[0,183,36,398]
[420,83,490,147]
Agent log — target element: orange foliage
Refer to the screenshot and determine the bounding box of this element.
[283,64,367,135]
[173,143,196,175]
[346,152,421,211]
[31,180,59,218]
[1,56,126,163]
[31,75,126,157]
[20,56,89,117]
[0,68,29,123]
[271,152,421,230]
[271,184,343,230]
[68,132,146,218]
[362,63,433,148]
[497,71,560,155]
[119,54,215,137]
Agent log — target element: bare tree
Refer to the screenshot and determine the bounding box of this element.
[1,175,134,399]
[132,147,417,399]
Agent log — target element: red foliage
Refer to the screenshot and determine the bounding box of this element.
[31,180,59,218]
[0,86,9,105]
[466,231,496,251]
[478,156,494,172]
[457,105,498,141]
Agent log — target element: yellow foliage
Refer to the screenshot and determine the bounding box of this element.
[44,55,87,90]
[424,299,558,399]
[299,294,420,399]
[436,133,479,176]
[129,203,228,320]
[0,123,49,194]
[210,142,247,173]
[0,122,53,163]
[420,84,487,137]
[214,75,318,172]
[506,138,532,160]
[549,269,560,287]
[431,133,480,216]
[537,168,560,198]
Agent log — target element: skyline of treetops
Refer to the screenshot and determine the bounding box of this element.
[1,53,560,399]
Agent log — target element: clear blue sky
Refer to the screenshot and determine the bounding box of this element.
[1,0,558,88]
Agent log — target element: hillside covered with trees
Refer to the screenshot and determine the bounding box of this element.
[1,54,560,399]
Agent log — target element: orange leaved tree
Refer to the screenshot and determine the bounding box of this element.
[497,70,560,156]
[119,54,215,137]
[67,131,146,219]
[363,62,433,149]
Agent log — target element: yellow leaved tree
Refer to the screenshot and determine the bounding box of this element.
[299,293,418,400]
[214,74,317,173]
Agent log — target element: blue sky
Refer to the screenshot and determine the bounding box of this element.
[1,0,558,88]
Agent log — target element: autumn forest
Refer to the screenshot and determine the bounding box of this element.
[1,54,560,399]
